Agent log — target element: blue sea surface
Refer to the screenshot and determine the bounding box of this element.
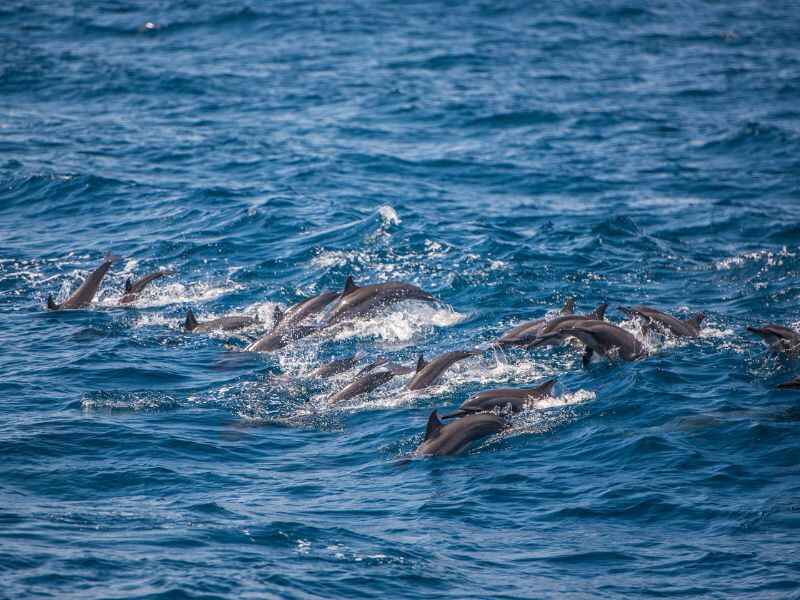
[2,1,800,598]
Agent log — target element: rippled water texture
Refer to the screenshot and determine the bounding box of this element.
[2,1,800,598]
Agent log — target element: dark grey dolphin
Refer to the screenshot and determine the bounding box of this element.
[747,324,800,354]
[516,302,608,347]
[327,369,395,405]
[323,275,437,326]
[47,252,120,310]
[119,269,176,304]
[414,410,507,457]
[535,321,644,366]
[309,352,364,379]
[245,291,339,352]
[495,297,574,346]
[441,379,556,419]
[619,305,704,337]
[184,308,259,333]
[405,350,481,391]
[778,377,800,390]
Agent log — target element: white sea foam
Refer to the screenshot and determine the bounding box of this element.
[329,302,465,345]
[715,246,795,271]
[378,205,401,226]
[99,279,243,309]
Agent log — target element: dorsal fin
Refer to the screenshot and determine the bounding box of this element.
[424,410,444,441]
[686,312,705,328]
[272,306,284,326]
[342,275,359,296]
[184,308,199,331]
[124,278,133,293]
[535,379,556,395]
[416,353,427,372]
[561,297,575,315]
[590,302,608,320]
[46,294,59,310]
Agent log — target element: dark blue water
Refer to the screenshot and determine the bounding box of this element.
[2,1,800,597]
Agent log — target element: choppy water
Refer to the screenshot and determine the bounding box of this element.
[2,1,800,598]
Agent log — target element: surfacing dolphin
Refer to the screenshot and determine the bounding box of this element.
[414,410,507,457]
[778,377,800,390]
[494,297,574,346]
[47,252,120,310]
[441,379,556,419]
[514,302,608,347]
[618,305,704,337]
[245,291,339,352]
[533,321,644,366]
[327,357,414,404]
[405,350,481,391]
[327,370,393,405]
[119,269,176,304]
[323,275,437,327]
[309,351,365,379]
[355,356,415,377]
[184,308,259,333]
[747,324,800,354]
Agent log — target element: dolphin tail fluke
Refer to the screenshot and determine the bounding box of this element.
[561,296,575,315]
[46,294,60,310]
[590,302,608,320]
[184,308,199,331]
[424,410,444,441]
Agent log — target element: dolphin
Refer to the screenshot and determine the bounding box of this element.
[413,410,507,457]
[618,305,704,337]
[514,302,608,347]
[355,356,415,377]
[494,297,574,346]
[309,352,364,379]
[441,379,556,419]
[323,275,437,326]
[184,308,259,333]
[778,377,800,390]
[274,291,340,329]
[747,325,800,354]
[327,369,395,404]
[119,269,176,304]
[245,291,339,352]
[47,252,120,310]
[405,350,481,391]
[534,321,644,366]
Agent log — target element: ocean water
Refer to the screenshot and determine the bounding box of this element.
[1,1,799,597]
